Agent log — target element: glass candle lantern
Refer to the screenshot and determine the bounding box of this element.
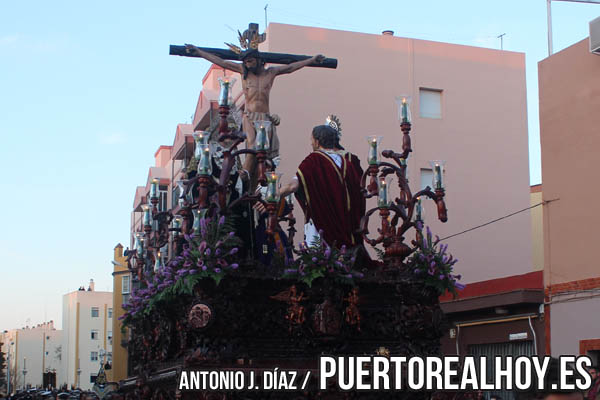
[367,136,382,165]
[142,204,152,227]
[218,77,236,107]
[197,145,212,176]
[172,216,182,238]
[414,197,423,222]
[265,172,283,203]
[192,209,201,235]
[135,233,144,257]
[176,180,186,207]
[378,178,390,208]
[193,132,210,160]
[254,120,272,151]
[154,251,162,272]
[150,178,159,199]
[430,160,446,190]
[395,95,412,124]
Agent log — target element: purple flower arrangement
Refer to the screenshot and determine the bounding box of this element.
[120,214,241,326]
[284,232,362,287]
[409,226,464,297]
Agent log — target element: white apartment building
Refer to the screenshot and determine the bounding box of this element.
[62,280,113,390]
[1,321,63,393]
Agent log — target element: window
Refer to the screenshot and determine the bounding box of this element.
[91,330,99,340]
[108,331,113,346]
[159,185,168,211]
[419,88,442,119]
[90,374,98,384]
[122,275,131,295]
[91,351,98,361]
[108,308,113,318]
[91,307,99,318]
[420,168,433,191]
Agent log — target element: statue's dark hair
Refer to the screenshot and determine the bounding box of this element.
[312,125,338,150]
[240,49,264,80]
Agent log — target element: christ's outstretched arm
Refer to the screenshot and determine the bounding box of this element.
[185,44,243,73]
[272,54,325,75]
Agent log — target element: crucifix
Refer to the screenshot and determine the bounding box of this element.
[170,23,337,185]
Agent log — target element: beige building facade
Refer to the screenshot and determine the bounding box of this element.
[62,284,113,390]
[1,321,63,393]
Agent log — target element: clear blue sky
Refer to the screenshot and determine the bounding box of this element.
[1,0,598,330]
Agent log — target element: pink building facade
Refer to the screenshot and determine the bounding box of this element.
[539,37,600,360]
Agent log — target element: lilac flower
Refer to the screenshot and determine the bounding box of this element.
[183,260,192,267]
[312,257,318,263]
[205,248,211,256]
[414,269,420,274]
[198,241,207,253]
[454,282,466,291]
[340,245,347,254]
[324,248,331,258]
[229,231,235,237]
[196,259,204,267]
[219,215,225,226]
[350,257,356,264]
[182,249,190,257]
[214,268,221,273]
[215,240,223,248]
[165,280,174,285]
[202,265,208,271]
[215,249,221,256]
[229,248,239,255]
[345,274,353,279]
[439,274,445,280]
[189,269,197,274]
[230,263,239,269]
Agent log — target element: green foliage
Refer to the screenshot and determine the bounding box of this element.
[408,226,464,297]
[283,237,363,287]
[120,214,242,327]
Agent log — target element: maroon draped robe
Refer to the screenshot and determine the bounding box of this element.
[295,150,365,248]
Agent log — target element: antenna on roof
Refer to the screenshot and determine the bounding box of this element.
[497,33,506,50]
[264,4,269,30]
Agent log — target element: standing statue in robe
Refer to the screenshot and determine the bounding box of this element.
[279,123,366,249]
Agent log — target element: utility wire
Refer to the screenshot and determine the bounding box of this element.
[440,199,558,242]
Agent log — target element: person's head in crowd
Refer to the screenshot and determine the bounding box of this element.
[515,358,584,400]
[490,395,503,400]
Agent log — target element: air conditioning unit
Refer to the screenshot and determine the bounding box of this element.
[590,16,600,55]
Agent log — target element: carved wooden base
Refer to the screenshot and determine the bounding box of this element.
[121,266,447,399]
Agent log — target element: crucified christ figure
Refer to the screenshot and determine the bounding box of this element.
[184,43,325,185]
